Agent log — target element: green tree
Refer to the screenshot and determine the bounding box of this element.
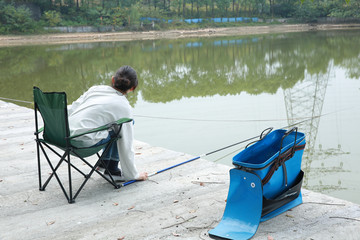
[129,3,141,27]
[1,0,360,34]
[215,0,230,17]
[43,10,61,26]
[292,0,325,21]
[0,2,35,33]
[329,0,360,18]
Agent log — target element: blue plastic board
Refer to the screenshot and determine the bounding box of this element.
[209,169,262,240]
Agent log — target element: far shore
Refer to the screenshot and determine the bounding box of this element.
[1,23,360,47]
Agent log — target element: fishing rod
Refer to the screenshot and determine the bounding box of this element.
[121,127,273,187]
[121,113,332,187]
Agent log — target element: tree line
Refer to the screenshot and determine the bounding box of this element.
[0,0,359,34]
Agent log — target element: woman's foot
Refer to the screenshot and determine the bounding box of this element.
[104,169,125,182]
[96,161,107,171]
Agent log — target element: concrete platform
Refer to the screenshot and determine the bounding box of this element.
[1,100,359,240]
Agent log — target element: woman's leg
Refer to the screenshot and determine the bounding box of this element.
[95,133,120,167]
[101,133,123,181]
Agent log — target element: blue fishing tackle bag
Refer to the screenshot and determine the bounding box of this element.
[209,127,306,240]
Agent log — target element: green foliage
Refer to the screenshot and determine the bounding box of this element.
[329,1,360,18]
[83,7,101,24]
[273,0,297,18]
[0,2,36,34]
[43,10,61,27]
[108,7,124,26]
[214,0,230,16]
[129,3,141,26]
[0,0,359,34]
[292,1,327,21]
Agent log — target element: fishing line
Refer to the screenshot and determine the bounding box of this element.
[122,114,333,187]
[2,95,351,187]
[135,106,357,123]
[211,115,323,164]
[213,146,246,163]
[211,109,342,164]
[0,96,351,124]
[134,114,310,123]
[0,97,32,104]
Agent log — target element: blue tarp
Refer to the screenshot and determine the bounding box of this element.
[186,42,203,48]
[141,17,259,24]
[212,18,222,23]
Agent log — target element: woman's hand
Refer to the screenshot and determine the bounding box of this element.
[137,172,148,181]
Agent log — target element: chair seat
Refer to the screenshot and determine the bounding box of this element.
[39,138,111,158]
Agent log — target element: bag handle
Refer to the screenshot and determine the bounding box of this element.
[245,127,273,149]
[262,127,303,187]
[279,127,298,156]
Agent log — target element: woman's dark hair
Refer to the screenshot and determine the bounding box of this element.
[113,65,138,92]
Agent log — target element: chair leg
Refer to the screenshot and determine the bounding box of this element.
[73,167,94,200]
[72,149,122,187]
[95,159,121,189]
[38,143,72,202]
[36,141,42,191]
[67,152,75,204]
[42,142,87,178]
[36,138,123,203]
[71,154,121,201]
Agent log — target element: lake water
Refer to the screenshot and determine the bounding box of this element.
[1,29,359,204]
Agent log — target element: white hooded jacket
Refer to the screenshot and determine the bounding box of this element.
[68,85,139,180]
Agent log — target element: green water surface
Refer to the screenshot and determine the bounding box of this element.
[1,29,359,204]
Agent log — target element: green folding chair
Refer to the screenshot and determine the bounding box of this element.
[33,86,132,203]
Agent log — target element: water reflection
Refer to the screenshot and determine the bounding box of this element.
[1,30,360,104]
[284,62,350,193]
[1,29,359,203]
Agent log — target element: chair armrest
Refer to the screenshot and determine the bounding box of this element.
[34,127,44,135]
[69,118,133,139]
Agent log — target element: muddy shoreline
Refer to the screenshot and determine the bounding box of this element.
[1,23,360,47]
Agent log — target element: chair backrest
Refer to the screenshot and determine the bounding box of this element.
[33,87,70,148]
